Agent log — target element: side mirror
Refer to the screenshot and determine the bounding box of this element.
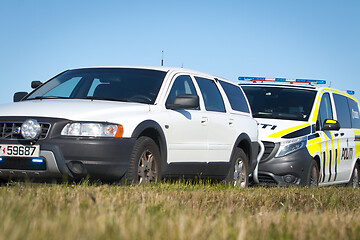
[31,81,42,89]
[166,94,199,110]
[13,92,28,102]
[322,119,340,131]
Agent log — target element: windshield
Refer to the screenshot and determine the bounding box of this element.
[242,86,317,121]
[26,68,167,104]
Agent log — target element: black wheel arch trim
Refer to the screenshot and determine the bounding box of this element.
[131,120,168,172]
[230,133,258,173]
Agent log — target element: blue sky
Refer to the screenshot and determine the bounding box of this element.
[1,0,359,103]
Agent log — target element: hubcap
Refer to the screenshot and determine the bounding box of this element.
[352,167,359,188]
[233,159,246,188]
[137,149,157,184]
[309,166,318,187]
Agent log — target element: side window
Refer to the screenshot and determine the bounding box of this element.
[333,93,352,128]
[195,77,225,112]
[348,98,360,129]
[318,93,333,129]
[219,81,250,113]
[166,75,197,105]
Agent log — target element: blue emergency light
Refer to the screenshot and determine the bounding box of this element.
[347,90,355,95]
[239,76,326,85]
[32,158,44,163]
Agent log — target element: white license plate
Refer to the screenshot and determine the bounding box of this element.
[0,144,40,158]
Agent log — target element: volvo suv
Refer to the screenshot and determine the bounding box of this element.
[0,67,260,186]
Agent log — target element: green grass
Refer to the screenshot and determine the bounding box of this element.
[1,181,360,240]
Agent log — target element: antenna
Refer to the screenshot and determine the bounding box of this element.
[161,50,164,66]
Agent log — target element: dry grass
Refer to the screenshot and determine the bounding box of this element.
[1,181,360,240]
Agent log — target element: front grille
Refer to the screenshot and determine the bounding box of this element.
[0,121,51,140]
[261,141,275,161]
[257,173,277,184]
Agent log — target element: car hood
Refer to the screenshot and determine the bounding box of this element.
[255,118,311,141]
[0,99,150,122]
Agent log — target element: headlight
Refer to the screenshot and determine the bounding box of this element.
[21,119,41,140]
[275,136,307,158]
[61,122,123,138]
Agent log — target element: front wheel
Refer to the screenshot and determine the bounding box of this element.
[306,159,319,187]
[347,163,360,188]
[124,136,161,184]
[225,148,249,188]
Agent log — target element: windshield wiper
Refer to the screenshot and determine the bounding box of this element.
[26,96,70,100]
[77,96,129,102]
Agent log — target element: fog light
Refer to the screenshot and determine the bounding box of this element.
[21,119,41,140]
[283,175,297,183]
[67,161,86,174]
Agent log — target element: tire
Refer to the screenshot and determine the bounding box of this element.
[347,163,360,188]
[306,159,319,187]
[225,148,249,188]
[124,136,161,184]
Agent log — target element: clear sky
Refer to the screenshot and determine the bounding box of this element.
[1,0,359,104]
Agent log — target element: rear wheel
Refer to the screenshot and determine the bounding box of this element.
[347,163,360,188]
[225,148,249,188]
[124,136,161,184]
[306,159,319,187]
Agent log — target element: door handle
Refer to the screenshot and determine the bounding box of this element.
[201,117,208,125]
[201,117,209,125]
[229,119,234,126]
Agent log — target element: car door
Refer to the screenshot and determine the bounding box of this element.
[332,93,355,182]
[194,77,235,162]
[165,74,208,163]
[315,92,340,184]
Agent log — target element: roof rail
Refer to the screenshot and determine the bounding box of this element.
[238,76,326,85]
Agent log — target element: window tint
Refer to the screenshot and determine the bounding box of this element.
[242,86,316,121]
[318,93,333,128]
[333,93,351,128]
[219,81,250,113]
[195,77,225,112]
[348,98,360,129]
[166,75,197,105]
[26,68,167,104]
[43,77,82,98]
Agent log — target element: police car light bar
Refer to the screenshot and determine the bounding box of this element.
[238,76,326,85]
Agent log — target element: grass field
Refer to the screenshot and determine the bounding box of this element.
[1,181,360,240]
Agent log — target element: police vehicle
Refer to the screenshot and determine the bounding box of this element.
[0,66,261,186]
[240,77,360,187]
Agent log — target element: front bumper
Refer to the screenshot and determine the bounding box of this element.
[256,148,313,186]
[0,137,136,181]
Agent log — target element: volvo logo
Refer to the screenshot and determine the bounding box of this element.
[13,127,21,134]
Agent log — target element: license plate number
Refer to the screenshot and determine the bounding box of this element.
[0,144,40,158]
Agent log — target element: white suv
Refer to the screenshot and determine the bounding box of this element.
[0,66,259,186]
